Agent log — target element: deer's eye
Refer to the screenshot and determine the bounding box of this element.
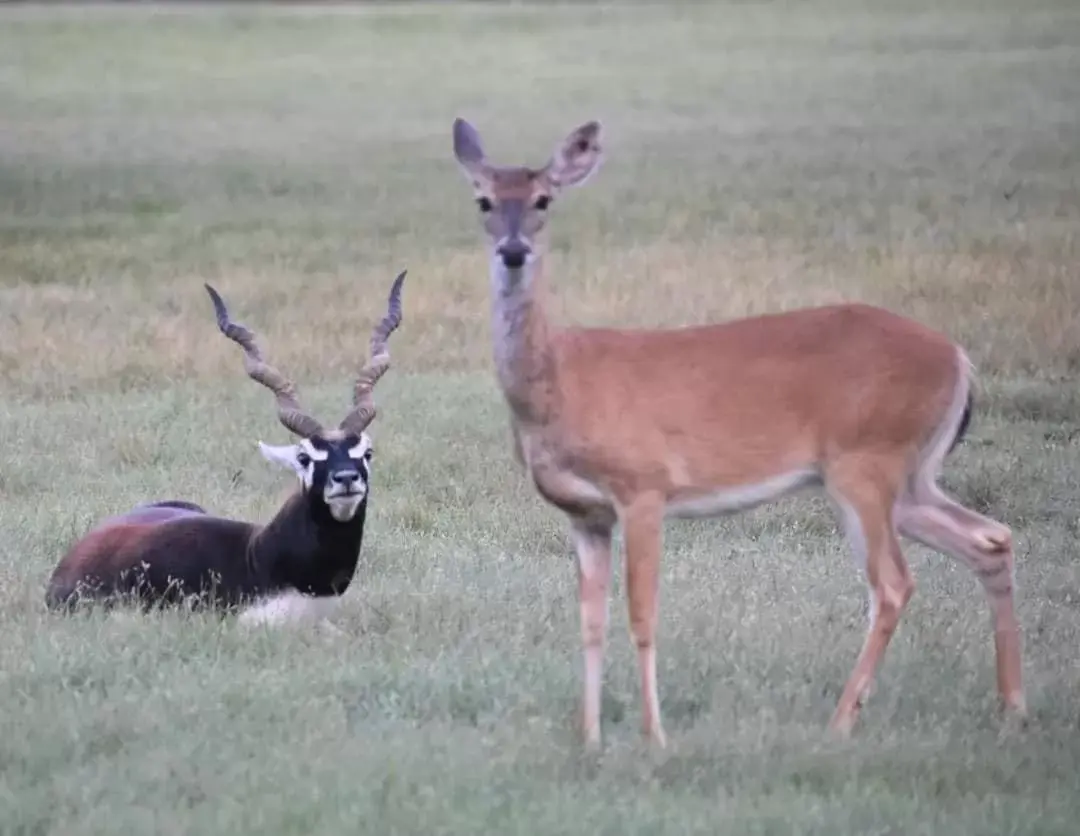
[296,452,312,469]
[533,196,551,211]
[476,197,493,213]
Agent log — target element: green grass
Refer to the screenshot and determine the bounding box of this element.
[2,1,1080,833]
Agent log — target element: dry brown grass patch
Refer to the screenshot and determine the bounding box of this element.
[3,235,1075,398]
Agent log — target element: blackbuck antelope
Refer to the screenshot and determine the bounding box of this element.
[451,117,1025,747]
[46,272,407,629]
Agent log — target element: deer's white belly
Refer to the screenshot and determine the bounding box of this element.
[665,468,819,519]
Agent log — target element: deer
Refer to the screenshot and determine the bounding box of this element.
[46,271,407,630]
[450,117,1026,748]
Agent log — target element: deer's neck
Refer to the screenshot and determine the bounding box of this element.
[489,254,561,425]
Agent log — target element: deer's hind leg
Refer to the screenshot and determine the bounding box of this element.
[826,454,915,737]
[895,474,1025,718]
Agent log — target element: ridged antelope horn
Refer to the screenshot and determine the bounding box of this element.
[339,270,407,435]
[204,284,325,439]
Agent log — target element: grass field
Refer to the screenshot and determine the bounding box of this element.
[2,1,1080,833]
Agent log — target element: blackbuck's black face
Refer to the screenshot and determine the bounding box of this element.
[452,117,604,273]
[260,431,374,523]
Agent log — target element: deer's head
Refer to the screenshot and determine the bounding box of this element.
[452,118,603,273]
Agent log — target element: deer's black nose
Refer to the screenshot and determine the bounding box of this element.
[497,239,530,269]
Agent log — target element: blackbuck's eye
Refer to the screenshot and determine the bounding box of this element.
[476,197,493,213]
[533,196,551,211]
[296,453,312,469]
[363,449,374,462]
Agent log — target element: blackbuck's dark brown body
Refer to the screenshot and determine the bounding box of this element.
[46,495,367,612]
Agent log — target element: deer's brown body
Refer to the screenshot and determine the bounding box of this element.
[517,301,961,516]
[453,117,1025,747]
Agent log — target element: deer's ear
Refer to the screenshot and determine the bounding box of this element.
[453,117,489,185]
[545,121,603,192]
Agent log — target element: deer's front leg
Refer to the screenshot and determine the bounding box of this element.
[571,518,614,750]
[620,496,667,747]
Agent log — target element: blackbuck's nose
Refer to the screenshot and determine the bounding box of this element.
[497,239,530,269]
[331,469,360,486]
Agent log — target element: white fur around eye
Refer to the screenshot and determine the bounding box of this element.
[348,435,372,461]
[298,439,329,462]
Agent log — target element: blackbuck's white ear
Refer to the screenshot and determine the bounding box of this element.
[453,117,489,185]
[258,442,307,476]
[545,120,603,192]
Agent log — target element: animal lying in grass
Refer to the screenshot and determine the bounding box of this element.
[46,271,406,628]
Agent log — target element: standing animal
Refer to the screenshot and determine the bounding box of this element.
[450,116,1025,747]
[46,271,407,629]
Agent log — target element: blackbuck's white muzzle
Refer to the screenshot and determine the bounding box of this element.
[325,472,367,522]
